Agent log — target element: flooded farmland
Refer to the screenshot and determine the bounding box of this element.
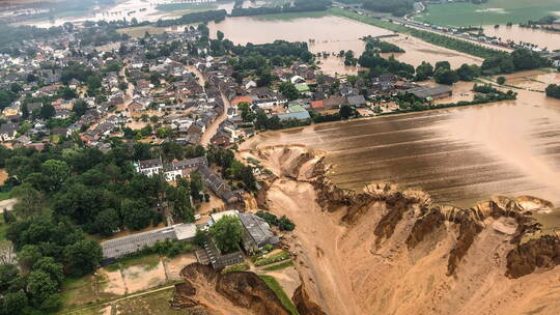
[244,71,560,210]
[208,15,483,75]
[482,25,560,51]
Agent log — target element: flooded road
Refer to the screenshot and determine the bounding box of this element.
[482,25,560,51]
[245,71,560,209]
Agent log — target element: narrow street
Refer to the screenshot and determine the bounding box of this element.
[199,92,230,146]
[187,64,230,146]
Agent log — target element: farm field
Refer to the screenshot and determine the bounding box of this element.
[414,0,560,26]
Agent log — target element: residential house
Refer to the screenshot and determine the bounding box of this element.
[239,212,280,254]
[0,123,18,142]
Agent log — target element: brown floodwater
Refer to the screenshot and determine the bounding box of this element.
[246,71,560,211]
[381,34,483,68]
[482,25,560,51]
[208,16,483,75]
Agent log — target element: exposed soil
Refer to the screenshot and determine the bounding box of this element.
[171,263,290,315]
[241,145,560,315]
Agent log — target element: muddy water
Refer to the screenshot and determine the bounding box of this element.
[248,71,560,210]
[381,34,483,68]
[208,15,392,75]
[482,25,560,51]
[208,16,483,75]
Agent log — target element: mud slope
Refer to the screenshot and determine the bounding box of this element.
[171,263,290,315]
[245,145,560,315]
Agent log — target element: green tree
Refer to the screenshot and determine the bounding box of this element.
[0,264,20,291]
[122,199,153,230]
[27,270,59,309]
[41,159,70,191]
[339,104,355,119]
[209,215,243,253]
[93,208,120,236]
[63,239,102,277]
[39,104,56,120]
[11,184,44,218]
[278,82,300,101]
[217,30,224,41]
[497,76,506,85]
[456,64,480,81]
[435,61,451,72]
[73,99,88,117]
[2,291,29,315]
[415,61,433,81]
[434,68,459,85]
[17,245,42,273]
[33,257,63,286]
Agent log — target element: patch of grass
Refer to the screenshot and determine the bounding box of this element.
[105,253,161,272]
[60,273,116,312]
[254,10,329,21]
[113,287,183,315]
[414,0,560,27]
[254,250,291,267]
[222,261,250,274]
[117,26,169,38]
[328,7,407,32]
[156,3,217,13]
[259,275,299,315]
[0,191,11,201]
[262,259,294,271]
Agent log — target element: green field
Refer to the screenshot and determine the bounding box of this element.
[414,0,560,27]
[155,3,218,13]
[259,275,299,315]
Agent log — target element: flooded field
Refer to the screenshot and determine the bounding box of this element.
[245,71,560,211]
[382,34,483,68]
[23,0,236,28]
[482,25,560,51]
[208,15,482,75]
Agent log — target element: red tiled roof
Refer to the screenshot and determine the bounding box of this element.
[231,96,253,107]
[310,100,324,109]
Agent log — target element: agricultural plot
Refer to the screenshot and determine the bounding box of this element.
[414,0,560,26]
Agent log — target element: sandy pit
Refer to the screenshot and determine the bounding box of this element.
[121,260,168,294]
[165,254,197,281]
[244,145,560,315]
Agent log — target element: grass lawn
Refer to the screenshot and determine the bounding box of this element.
[254,10,329,21]
[328,8,407,32]
[259,275,299,315]
[414,0,560,27]
[60,273,117,313]
[104,253,161,272]
[156,3,218,12]
[113,287,183,315]
[117,26,170,38]
[0,191,11,201]
[262,259,294,271]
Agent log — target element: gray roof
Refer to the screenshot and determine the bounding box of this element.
[101,226,177,259]
[239,213,279,248]
[276,111,311,121]
[101,223,196,259]
[406,85,452,99]
[347,95,366,106]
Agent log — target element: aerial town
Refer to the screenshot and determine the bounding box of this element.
[1,0,560,314]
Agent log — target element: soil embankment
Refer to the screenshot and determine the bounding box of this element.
[243,145,560,315]
[171,263,290,315]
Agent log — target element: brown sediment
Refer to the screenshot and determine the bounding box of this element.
[242,145,560,315]
[171,263,291,315]
[292,284,327,315]
[506,235,560,279]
